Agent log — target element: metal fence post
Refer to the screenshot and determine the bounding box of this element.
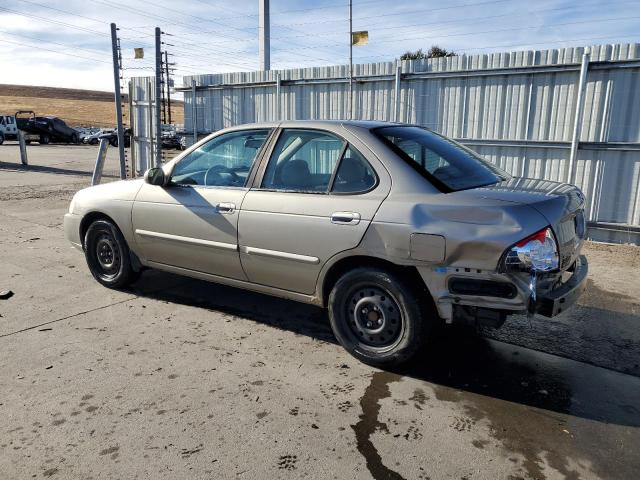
[18,130,28,165]
[147,80,153,173]
[394,65,402,122]
[568,52,590,185]
[154,27,163,167]
[191,79,197,145]
[92,138,109,186]
[275,73,281,121]
[129,80,136,177]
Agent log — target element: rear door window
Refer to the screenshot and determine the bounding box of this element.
[261,129,344,192]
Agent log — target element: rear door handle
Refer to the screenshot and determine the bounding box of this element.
[331,212,361,225]
[216,202,236,214]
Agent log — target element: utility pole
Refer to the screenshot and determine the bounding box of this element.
[110,23,126,179]
[154,27,162,167]
[259,0,270,70]
[160,54,166,125]
[164,50,172,124]
[348,0,353,120]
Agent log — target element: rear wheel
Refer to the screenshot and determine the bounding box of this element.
[0,132,4,145]
[71,133,79,144]
[84,219,140,288]
[328,267,433,367]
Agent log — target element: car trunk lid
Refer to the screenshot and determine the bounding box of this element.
[461,177,587,271]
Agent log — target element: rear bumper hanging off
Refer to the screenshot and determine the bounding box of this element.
[535,255,588,317]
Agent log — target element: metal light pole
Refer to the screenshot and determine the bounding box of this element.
[259,0,270,70]
[348,0,353,120]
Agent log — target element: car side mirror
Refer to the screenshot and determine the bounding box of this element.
[144,167,166,186]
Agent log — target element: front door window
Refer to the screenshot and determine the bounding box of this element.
[171,129,271,187]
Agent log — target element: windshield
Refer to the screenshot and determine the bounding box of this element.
[373,126,509,192]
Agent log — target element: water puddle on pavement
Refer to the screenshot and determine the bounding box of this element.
[351,370,406,480]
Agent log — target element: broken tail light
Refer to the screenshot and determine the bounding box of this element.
[503,227,559,272]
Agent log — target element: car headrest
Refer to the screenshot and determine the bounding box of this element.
[280,159,312,187]
[338,157,366,183]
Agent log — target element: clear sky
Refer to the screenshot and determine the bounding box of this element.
[0,0,638,92]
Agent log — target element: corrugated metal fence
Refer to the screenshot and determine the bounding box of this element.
[133,43,640,243]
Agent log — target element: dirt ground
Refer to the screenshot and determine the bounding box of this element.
[1,143,639,480]
[0,83,184,128]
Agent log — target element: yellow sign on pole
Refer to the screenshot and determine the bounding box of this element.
[351,31,369,46]
[134,48,144,59]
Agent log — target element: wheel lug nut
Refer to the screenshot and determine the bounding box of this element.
[366,322,372,328]
[377,319,383,325]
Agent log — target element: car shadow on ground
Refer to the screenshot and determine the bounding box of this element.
[131,269,640,429]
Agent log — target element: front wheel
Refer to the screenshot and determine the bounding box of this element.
[40,134,50,145]
[84,219,140,288]
[328,267,433,367]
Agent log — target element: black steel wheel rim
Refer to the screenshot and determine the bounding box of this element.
[94,232,121,279]
[344,285,404,350]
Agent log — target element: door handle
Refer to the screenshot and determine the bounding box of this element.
[216,202,236,214]
[331,212,361,225]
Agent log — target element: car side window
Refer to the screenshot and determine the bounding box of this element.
[331,146,377,193]
[171,129,270,187]
[262,129,344,193]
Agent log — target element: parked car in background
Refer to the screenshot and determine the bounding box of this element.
[64,120,588,367]
[15,111,80,145]
[78,127,102,144]
[99,128,131,148]
[161,132,184,150]
[0,114,19,144]
[83,129,112,145]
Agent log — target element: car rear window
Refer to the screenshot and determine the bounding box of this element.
[373,126,508,192]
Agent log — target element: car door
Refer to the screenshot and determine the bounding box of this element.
[238,127,391,294]
[132,128,273,280]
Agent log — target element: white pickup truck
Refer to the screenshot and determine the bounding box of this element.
[0,115,19,144]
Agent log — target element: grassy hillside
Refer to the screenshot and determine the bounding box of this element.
[0,84,184,128]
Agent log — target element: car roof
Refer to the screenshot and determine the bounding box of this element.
[230,119,403,130]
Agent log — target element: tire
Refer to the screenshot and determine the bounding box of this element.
[328,267,434,367]
[71,133,79,144]
[0,133,4,145]
[40,134,50,145]
[90,138,98,145]
[84,219,140,289]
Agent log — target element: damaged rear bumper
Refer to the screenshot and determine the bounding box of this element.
[535,255,588,317]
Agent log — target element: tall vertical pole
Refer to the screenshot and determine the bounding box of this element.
[348,0,353,120]
[110,23,126,179]
[191,80,197,146]
[259,0,270,71]
[568,52,590,185]
[164,50,172,125]
[154,27,162,167]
